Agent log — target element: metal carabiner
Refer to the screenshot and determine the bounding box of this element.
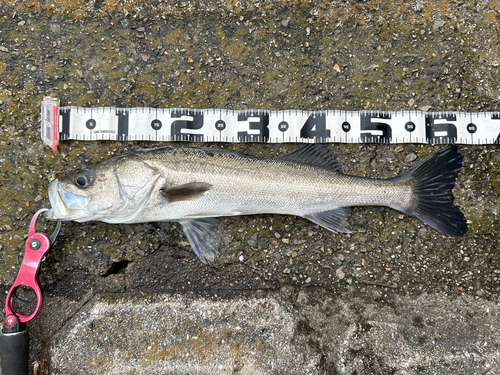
[4,209,61,324]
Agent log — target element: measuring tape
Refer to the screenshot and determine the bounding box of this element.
[41,97,500,151]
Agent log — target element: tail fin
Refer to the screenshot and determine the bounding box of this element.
[399,146,467,238]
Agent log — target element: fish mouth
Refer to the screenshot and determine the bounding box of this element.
[46,179,89,221]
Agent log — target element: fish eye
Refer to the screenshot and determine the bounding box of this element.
[74,170,92,188]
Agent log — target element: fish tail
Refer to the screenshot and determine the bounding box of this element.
[398,146,467,237]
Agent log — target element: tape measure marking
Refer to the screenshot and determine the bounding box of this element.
[41,97,500,150]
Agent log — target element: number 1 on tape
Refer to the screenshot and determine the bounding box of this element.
[41,96,500,150]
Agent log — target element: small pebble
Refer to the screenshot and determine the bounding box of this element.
[405,153,417,163]
[336,267,345,280]
[418,105,432,112]
[433,19,446,30]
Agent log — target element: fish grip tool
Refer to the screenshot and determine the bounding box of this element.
[1,209,61,375]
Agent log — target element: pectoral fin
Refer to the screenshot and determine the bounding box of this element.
[161,182,212,202]
[180,217,221,263]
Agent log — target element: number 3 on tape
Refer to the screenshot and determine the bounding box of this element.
[41,97,500,150]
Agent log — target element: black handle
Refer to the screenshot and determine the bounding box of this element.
[0,328,29,375]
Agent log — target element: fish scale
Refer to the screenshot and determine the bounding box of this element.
[140,147,407,211]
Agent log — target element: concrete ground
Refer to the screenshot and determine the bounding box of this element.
[0,0,499,374]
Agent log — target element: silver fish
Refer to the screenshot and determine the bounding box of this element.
[46,144,467,263]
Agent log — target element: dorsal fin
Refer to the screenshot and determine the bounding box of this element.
[279,144,342,172]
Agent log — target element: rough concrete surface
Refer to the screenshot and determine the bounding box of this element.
[0,0,499,374]
[48,290,500,375]
[50,293,320,374]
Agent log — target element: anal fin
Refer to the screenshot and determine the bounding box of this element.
[304,208,351,233]
[180,217,221,263]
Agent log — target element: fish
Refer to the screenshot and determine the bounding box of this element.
[46,144,467,263]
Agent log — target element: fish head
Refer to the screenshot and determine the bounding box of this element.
[46,155,161,223]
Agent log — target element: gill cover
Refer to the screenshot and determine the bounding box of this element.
[47,155,162,222]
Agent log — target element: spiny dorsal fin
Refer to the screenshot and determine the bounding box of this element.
[279,144,342,172]
[160,182,212,202]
